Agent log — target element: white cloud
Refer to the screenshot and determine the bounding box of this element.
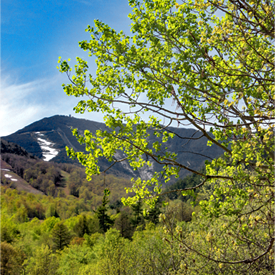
[0,70,106,137]
[0,72,66,136]
[0,76,42,136]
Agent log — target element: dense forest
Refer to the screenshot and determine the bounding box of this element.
[1,153,133,206]
[1,151,201,274]
[1,147,273,274]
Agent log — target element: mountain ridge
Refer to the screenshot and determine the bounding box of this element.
[2,115,223,184]
[1,138,38,159]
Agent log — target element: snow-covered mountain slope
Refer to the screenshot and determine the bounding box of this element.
[35,132,59,161]
[2,115,223,183]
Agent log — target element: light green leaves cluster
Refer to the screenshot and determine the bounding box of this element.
[58,0,274,266]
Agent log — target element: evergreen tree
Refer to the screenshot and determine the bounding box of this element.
[130,198,144,229]
[74,214,91,237]
[114,210,133,239]
[51,221,71,251]
[95,189,113,233]
[144,199,162,225]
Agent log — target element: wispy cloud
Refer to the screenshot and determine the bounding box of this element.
[0,70,106,137]
[1,76,40,136]
[0,72,67,136]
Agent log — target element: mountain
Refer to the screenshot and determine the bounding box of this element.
[1,139,38,159]
[2,115,223,183]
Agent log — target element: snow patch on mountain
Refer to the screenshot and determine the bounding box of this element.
[35,132,59,161]
[3,173,18,181]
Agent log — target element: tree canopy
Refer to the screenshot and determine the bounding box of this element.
[58,0,274,271]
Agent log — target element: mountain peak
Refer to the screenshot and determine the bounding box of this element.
[2,115,223,184]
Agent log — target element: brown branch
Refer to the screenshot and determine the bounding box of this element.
[156,178,208,198]
[181,237,274,265]
[102,156,128,173]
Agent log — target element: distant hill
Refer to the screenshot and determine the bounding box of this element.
[2,115,223,184]
[1,138,37,159]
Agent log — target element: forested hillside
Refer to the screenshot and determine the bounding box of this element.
[1,146,201,274]
[1,152,133,207]
[1,139,37,159]
[1,184,198,274]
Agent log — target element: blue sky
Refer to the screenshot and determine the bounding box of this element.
[1,0,132,136]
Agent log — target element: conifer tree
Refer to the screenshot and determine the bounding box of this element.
[51,221,71,251]
[95,189,113,233]
[130,198,144,229]
[74,214,91,237]
[114,210,133,239]
[144,198,161,225]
